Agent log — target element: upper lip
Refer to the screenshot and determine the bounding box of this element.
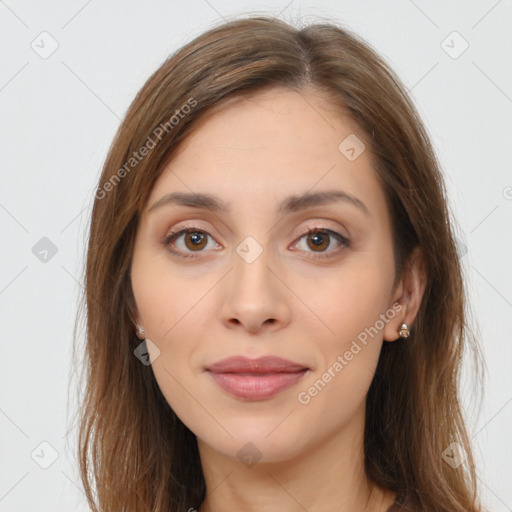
[205,356,309,374]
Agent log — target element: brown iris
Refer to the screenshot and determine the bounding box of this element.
[307,231,330,252]
[184,231,208,251]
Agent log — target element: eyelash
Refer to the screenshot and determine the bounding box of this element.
[163,223,350,260]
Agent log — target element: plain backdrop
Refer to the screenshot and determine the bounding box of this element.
[1,1,511,511]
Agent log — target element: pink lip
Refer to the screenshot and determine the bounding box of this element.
[205,356,309,401]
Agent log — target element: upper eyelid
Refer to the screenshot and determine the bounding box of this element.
[165,222,347,240]
[165,217,349,238]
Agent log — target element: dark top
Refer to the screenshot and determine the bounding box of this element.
[386,494,418,511]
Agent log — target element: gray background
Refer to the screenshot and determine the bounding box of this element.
[1,0,511,510]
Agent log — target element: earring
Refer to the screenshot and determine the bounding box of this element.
[136,326,145,339]
[398,323,410,340]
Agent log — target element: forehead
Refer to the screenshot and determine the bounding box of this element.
[147,87,386,219]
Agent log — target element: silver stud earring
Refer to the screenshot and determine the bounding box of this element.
[398,323,410,340]
[136,326,145,338]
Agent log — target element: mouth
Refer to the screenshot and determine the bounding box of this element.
[204,355,310,401]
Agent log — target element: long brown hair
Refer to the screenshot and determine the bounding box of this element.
[73,15,484,512]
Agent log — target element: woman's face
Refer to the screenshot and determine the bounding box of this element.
[131,86,405,464]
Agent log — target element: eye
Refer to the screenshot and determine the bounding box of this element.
[164,225,221,259]
[291,225,350,259]
[163,223,350,260]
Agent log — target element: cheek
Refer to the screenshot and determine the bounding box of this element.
[131,247,209,342]
[130,250,214,408]
[296,259,393,399]
[295,269,390,428]
[311,259,394,346]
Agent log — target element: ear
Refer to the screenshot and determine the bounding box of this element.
[383,246,427,342]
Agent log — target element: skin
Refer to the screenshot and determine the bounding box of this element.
[130,86,426,512]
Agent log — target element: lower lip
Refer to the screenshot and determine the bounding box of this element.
[207,370,308,400]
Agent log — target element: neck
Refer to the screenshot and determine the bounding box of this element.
[197,410,395,512]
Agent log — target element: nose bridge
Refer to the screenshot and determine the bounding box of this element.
[218,233,291,332]
[231,234,276,301]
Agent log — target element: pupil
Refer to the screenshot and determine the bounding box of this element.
[190,232,203,244]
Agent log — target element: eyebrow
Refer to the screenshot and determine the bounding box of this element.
[147,189,370,216]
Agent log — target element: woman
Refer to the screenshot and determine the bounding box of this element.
[76,15,484,512]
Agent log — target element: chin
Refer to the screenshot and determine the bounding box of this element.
[217,437,306,466]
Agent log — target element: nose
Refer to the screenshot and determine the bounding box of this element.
[218,245,292,335]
